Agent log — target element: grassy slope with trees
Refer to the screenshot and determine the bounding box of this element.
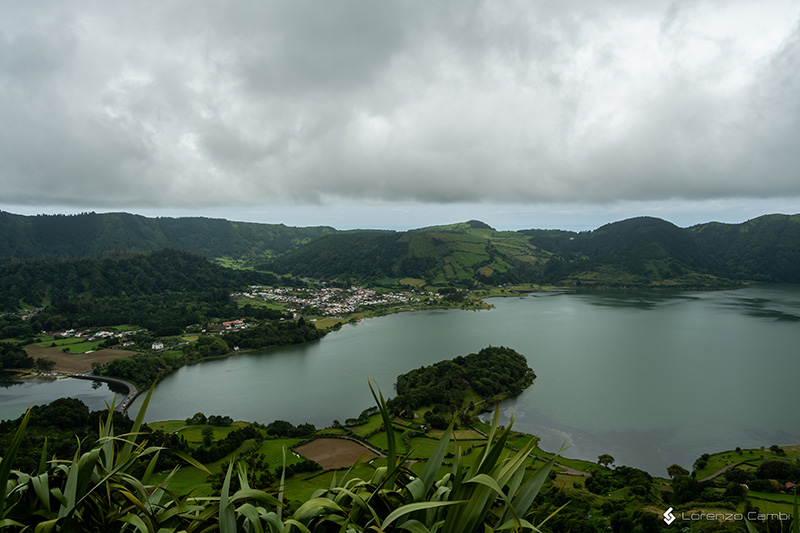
[269,214,800,288]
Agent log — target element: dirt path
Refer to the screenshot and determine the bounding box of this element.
[558,464,590,476]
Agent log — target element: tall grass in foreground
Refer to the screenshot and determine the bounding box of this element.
[2,384,562,532]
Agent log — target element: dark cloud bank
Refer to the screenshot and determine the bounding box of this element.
[1,1,800,212]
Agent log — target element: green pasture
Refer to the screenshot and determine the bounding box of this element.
[406,436,484,461]
[347,414,385,437]
[312,318,344,330]
[368,429,403,451]
[33,337,106,354]
[694,447,798,480]
[746,492,796,515]
[147,420,249,443]
[255,438,306,469]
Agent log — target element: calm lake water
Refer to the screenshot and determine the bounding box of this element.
[7,285,800,474]
[0,376,118,421]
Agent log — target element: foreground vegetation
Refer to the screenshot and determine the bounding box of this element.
[1,382,567,532]
[3,345,799,531]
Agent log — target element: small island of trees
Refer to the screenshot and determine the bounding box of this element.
[387,346,535,428]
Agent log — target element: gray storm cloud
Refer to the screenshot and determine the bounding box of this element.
[1,0,799,208]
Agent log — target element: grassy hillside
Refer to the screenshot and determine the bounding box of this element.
[269,217,746,288]
[267,222,552,286]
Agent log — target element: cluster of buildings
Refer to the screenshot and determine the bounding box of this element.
[237,286,437,317]
[53,328,138,343]
[50,328,141,350]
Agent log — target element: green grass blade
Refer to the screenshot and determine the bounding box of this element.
[369,380,397,486]
[419,419,454,497]
[534,500,569,529]
[231,488,282,507]
[236,502,266,533]
[282,518,313,533]
[0,409,30,517]
[37,436,48,475]
[171,449,212,475]
[398,518,434,533]
[218,458,237,533]
[140,450,161,486]
[382,501,466,530]
[509,454,559,525]
[119,383,154,465]
[278,445,286,522]
[118,513,150,533]
[293,497,345,522]
[31,473,52,514]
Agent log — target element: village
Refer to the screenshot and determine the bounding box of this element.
[236,285,442,317]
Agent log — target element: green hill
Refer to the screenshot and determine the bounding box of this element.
[268,217,740,288]
[267,224,551,286]
[522,217,729,288]
[0,211,335,263]
[2,210,800,289]
[689,214,800,282]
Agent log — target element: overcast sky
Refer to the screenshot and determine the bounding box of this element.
[2,1,800,231]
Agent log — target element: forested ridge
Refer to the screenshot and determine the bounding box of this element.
[0,249,279,334]
[2,211,800,297]
[0,211,335,262]
[271,214,800,286]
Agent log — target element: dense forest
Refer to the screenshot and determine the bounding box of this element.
[0,249,284,334]
[387,346,535,427]
[0,211,335,262]
[0,342,32,370]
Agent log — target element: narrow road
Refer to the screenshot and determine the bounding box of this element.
[698,462,744,483]
[70,374,139,414]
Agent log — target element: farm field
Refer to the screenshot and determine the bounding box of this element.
[24,344,135,374]
[294,438,379,470]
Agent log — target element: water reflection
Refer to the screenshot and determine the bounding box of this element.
[0,375,22,389]
[572,290,700,310]
[721,295,800,321]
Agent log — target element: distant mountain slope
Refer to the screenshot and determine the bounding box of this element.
[267,222,551,285]
[690,214,800,282]
[272,215,796,288]
[1,210,798,289]
[0,211,335,262]
[522,217,720,285]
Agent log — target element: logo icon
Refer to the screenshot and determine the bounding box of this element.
[663,507,676,525]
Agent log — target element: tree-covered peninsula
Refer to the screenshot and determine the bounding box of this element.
[387,346,535,427]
